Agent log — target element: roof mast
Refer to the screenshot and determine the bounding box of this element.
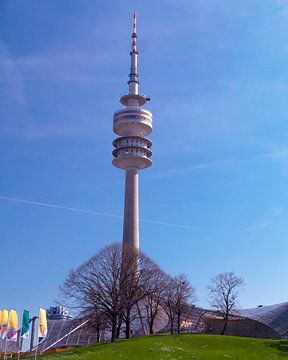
[128,13,139,95]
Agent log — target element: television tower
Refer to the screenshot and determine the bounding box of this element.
[112,14,152,257]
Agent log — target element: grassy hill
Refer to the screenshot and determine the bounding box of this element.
[41,334,288,360]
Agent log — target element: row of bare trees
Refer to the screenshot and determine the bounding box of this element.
[60,243,197,342]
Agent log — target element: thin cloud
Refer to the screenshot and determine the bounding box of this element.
[0,195,204,231]
[152,159,242,180]
[0,195,122,219]
[0,40,26,106]
[275,0,288,16]
[151,150,288,181]
[0,48,119,140]
[6,52,109,68]
[2,51,112,83]
[245,208,285,243]
[259,149,288,162]
[246,208,284,231]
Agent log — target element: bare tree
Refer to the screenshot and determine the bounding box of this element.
[161,276,177,335]
[81,306,108,343]
[162,274,197,335]
[141,266,168,334]
[174,274,197,334]
[60,243,125,343]
[208,271,245,335]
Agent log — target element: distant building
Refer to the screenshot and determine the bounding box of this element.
[202,302,288,339]
[37,309,100,353]
[47,306,71,320]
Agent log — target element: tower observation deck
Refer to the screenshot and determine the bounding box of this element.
[112,14,152,255]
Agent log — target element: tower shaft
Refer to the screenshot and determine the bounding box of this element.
[123,167,139,254]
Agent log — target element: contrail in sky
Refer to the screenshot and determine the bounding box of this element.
[0,195,204,231]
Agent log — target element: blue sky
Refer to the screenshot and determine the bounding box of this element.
[1,0,288,327]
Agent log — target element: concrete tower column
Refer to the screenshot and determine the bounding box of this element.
[122,167,139,255]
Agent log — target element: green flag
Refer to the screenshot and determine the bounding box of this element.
[21,310,30,338]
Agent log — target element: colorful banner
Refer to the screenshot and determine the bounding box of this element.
[1,309,9,338]
[21,310,30,339]
[7,309,18,342]
[38,308,47,342]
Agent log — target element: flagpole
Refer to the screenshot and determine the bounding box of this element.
[29,316,37,353]
[33,317,38,360]
[34,343,38,360]
[17,310,23,360]
[3,311,10,360]
[0,310,3,360]
[17,332,23,360]
[0,310,6,360]
[3,337,7,360]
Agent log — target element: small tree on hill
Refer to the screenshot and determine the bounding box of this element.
[174,274,197,334]
[162,274,197,334]
[161,276,177,334]
[141,266,168,334]
[81,306,108,343]
[208,271,245,335]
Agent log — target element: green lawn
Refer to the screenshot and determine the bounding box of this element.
[41,334,288,360]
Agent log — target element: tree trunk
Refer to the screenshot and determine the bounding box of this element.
[149,322,154,335]
[125,308,131,339]
[177,313,181,334]
[149,312,155,335]
[111,316,117,343]
[96,325,100,343]
[116,314,123,339]
[221,317,228,335]
[170,318,174,335]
